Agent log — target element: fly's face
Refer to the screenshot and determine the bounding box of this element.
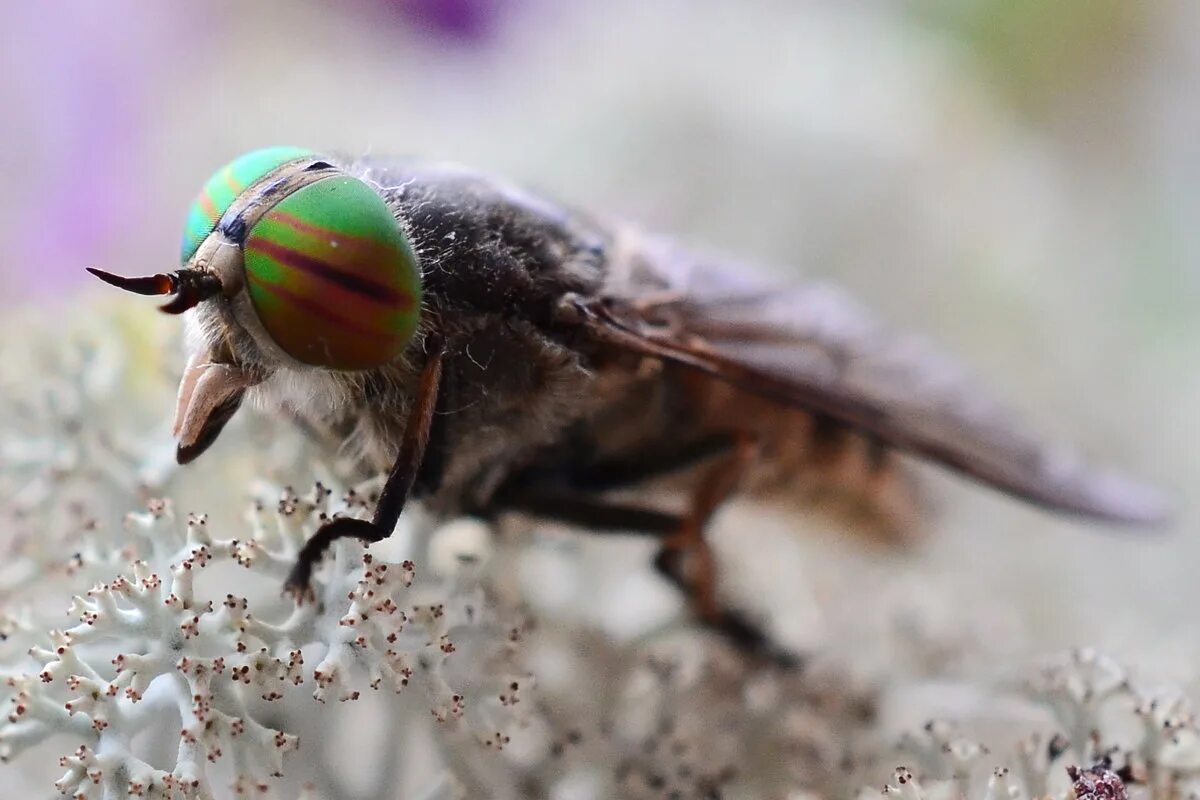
[90,147,424,463]
[180,147,423,371]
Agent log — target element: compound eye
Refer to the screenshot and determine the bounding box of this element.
[242,175,422,371]
[180,146,314,264]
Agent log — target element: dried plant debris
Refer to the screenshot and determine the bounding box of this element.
[1068,763,1130,800]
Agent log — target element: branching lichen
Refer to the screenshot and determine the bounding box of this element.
[875,649,1200,800]
[1,484,540,798]
[3,308,1198,800]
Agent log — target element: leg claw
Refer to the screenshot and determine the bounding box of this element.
[713,608,803,669]
[283,564,317,605]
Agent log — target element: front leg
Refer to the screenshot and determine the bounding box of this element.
[284,338,446,600]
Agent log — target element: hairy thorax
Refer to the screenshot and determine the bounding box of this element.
[247,312,632,515]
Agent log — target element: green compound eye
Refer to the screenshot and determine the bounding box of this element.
[242,175,422,371]
[180,146,314,263]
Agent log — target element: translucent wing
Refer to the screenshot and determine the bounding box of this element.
[582,237,1167,524]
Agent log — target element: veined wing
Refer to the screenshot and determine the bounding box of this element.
[582,237,1167,524]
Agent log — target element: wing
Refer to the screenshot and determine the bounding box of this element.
[579,236,1167,525]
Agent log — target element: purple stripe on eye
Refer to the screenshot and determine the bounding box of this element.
[247,237,411,306]
[247,272,396,343]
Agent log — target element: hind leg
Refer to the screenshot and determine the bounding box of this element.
[647,435,797,664]
[490,437,796,665]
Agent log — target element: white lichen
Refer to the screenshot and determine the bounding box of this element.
[0,308,887,799]
[874,648,1200,800]
[0,482,541,798]
[3,307,1198,800]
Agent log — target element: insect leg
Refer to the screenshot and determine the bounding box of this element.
[284,338,446,601]
[651,435,800,665]
[412,359,456,499]
[655,435,758,617]
[494,437,799,665]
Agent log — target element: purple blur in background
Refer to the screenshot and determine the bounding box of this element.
[1,5,178,299]
[383,0,513,41]
[0,0,523,302]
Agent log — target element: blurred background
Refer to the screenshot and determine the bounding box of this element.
[1,0,1198,715]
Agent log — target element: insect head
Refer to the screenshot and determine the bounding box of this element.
[89,147,422,371]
